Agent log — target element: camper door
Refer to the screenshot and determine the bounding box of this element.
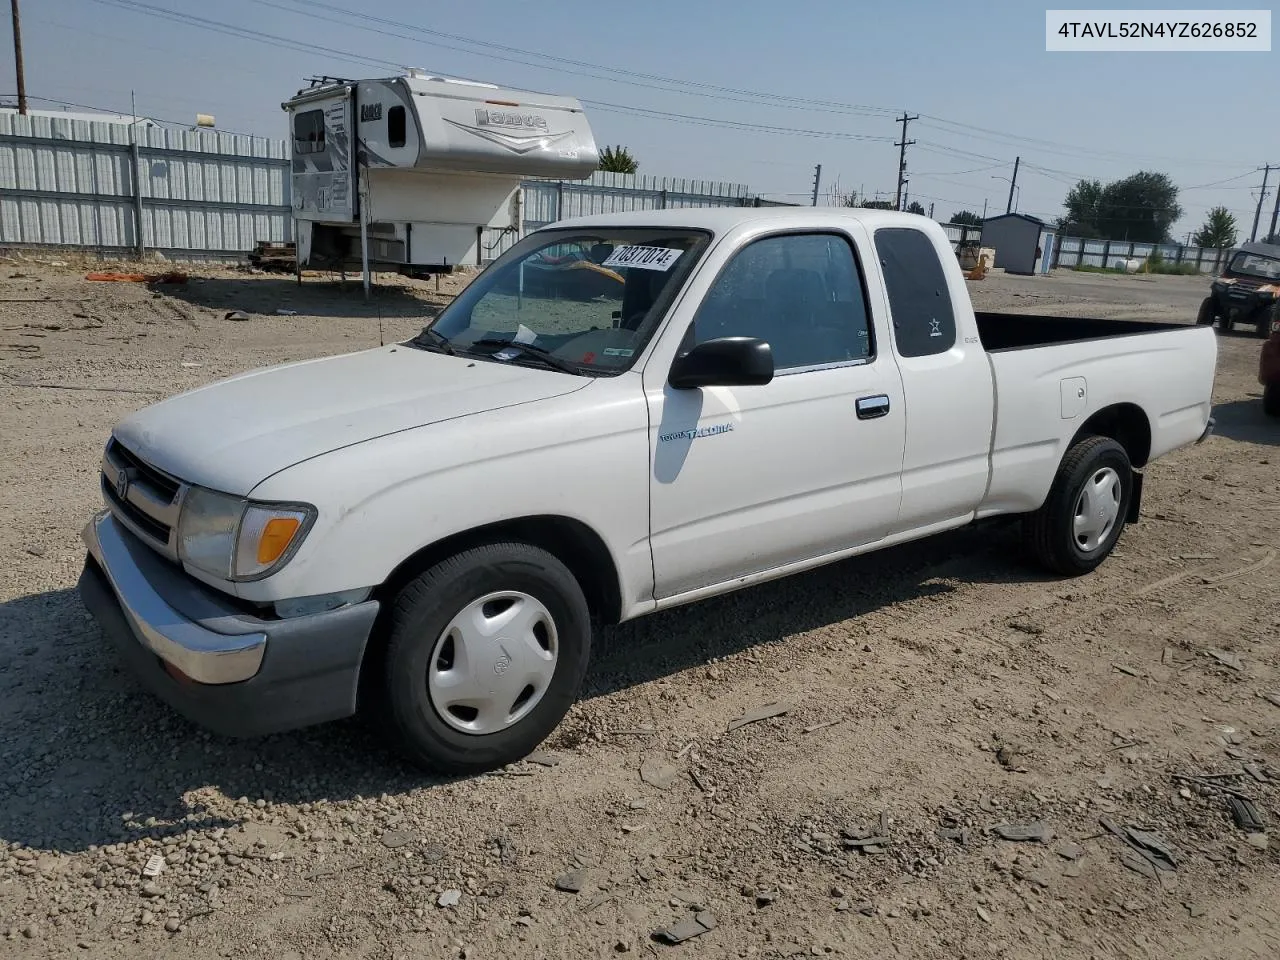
[291,93,356,223]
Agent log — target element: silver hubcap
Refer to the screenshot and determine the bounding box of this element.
[1073,466,1122,553]
[427,591,559,735]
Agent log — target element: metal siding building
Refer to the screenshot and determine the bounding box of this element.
[980,213,1045,275]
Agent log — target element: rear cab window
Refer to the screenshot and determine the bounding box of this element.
[874,227,957,357]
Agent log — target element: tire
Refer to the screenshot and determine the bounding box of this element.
[380,542,592,774]
[1196,297,1215,326]
[1264,383,1280,419]
[1023,436,1133,576]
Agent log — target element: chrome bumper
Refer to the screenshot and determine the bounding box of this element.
[81,510,265,684]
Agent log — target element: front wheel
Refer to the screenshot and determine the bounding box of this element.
[380,542,592,773]
[1023,436,1133,576]
[1196,297,1215,326]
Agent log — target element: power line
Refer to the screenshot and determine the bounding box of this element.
[86,0,894,146]
[916,115,1238,168]
[89,0,398,70]
[259,0,902,119]
[584,100,893,142]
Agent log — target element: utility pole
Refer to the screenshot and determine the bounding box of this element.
[902,179,910,212]
[1268,165,1280,241]
[928,202,934,219]
[893,112,917,211]
[982,198,988,220]
[811,164,822,207]
[1006,156,1021,215]
[10,0,27,115]
[1250,164,1273,242]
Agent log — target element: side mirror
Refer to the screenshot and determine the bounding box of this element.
[668,336,774,390]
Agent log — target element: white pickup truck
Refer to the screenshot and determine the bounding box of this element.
[79,208,1217,772]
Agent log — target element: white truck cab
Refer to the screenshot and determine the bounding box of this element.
[80,208,1217,772]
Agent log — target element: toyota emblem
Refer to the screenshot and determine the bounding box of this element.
[115,466,130,500]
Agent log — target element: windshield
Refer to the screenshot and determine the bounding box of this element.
[418,228,710,374]
[1228,252,1280,281]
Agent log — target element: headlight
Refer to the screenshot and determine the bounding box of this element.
[177,487,315,581]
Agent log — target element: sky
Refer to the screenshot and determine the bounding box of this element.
[3,0,1277,239]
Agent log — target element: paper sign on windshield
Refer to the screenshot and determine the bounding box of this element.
[602,246,683,271]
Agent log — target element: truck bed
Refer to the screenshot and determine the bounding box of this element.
[975,311,1185,352]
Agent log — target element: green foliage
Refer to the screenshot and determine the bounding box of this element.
[1191,206,1238,249]
[598,145,638,175]
[905,201,926,216]
[1058,171,1182,242]
[950,210,984,226]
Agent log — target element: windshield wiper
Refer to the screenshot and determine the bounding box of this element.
[409,328,456,355]
[468,337,584,374]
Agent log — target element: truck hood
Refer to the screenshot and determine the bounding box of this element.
[113,346,587,495]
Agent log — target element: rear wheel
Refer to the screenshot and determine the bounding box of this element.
[380,542,592,773]
[1196,297,1215,326]
[1024,436,1133,576]
[1264,383,1280,419]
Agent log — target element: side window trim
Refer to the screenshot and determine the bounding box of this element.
[679,228,878,375]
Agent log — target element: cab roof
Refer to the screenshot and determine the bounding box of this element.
[546,206,940,235]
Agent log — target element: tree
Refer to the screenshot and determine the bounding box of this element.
[905,201,926,216]
[1057,171,1182,242]
[598,145,638,174]
[1058,179,1104,237]
[860,199,895,210]
[1191,206,1238,249]
[950,210,983,226]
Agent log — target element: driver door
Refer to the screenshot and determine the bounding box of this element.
[644,229,906,601]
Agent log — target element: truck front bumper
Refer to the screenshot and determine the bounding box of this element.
[78,511,380,738]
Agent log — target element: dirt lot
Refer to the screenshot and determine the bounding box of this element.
[1,255,1278,960]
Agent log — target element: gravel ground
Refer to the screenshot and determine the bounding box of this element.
[1,255,1278,960]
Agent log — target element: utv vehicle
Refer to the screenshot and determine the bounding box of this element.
[1197,241,1280,337]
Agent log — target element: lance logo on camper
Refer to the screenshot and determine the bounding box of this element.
[474,108,549,131]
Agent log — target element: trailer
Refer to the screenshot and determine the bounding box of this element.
[282,70,599,282]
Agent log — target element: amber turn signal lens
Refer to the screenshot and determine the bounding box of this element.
[257,517,302,565]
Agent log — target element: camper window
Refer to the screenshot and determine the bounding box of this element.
[388,106,406,148]
[293,110,325,155]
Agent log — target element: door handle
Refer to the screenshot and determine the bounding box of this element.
[856,394,891,420]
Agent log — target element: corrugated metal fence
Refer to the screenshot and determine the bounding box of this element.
[0,112,290,256]
[0,116,763,260]
[9,116,1229,275]
[1051,235,1232,274]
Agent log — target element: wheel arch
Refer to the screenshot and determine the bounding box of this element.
[357,515,624,713]
[1071,402,1152,468]
[372,515,624,626]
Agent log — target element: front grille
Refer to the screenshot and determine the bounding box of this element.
[100,438,186,560]
[110,440,181,501]
[102,478,171,542]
